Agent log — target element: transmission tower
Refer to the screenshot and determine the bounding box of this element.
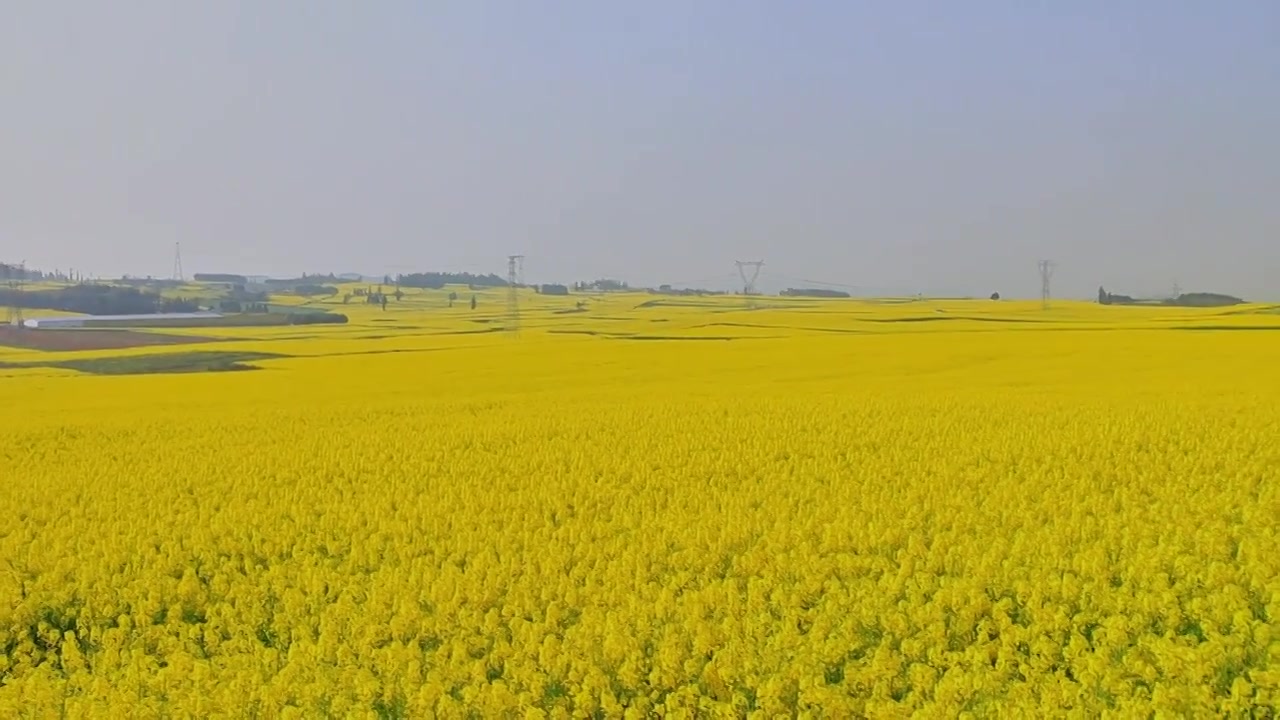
[506,255,524,333]
[736,260,764,308]
[172,243,185,282]
[1038,260,1055,309]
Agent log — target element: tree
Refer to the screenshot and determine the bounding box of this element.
[1098,286,1109,305]
[470,295,477,310]
[990,292,1000,301]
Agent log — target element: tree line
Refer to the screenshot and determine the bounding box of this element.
[397,272,508,289]
[0,284,200,315]
[780,288,851,298]
[1098,287,1244,307]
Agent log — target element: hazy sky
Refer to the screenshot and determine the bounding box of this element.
[3,2,1278,298]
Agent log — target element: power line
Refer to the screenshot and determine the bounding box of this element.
[657,272,738,290]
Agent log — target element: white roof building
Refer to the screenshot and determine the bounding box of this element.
[22,312,222,329]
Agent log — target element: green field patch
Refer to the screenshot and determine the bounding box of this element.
[264,303,333,315]
[0,351,288,375]
[633,299,728,310]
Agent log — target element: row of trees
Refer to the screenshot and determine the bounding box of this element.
[574,279,628,292]
[0,284,200,315]
[780,288,851,298]
[217,300,270,313]
[652,285,726,296]
[1099,287,1244,307]
[1098,287,1137,305]
[397,272,508,290]
[289,284,339,297]
[1,263,91,283]
[193,273,248,284]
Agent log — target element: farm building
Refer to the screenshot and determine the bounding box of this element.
[22,312,223,329]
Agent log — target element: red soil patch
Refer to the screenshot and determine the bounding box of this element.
[0,326,220,352]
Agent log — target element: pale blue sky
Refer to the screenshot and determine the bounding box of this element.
[3,2,1278,298]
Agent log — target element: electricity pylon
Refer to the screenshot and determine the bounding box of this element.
[172,243,185,282]
[1038,260,1055,309]
[736,260,764,308]
[506,255,524,333]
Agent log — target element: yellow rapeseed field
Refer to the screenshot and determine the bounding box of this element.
[2,294,1279,717]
